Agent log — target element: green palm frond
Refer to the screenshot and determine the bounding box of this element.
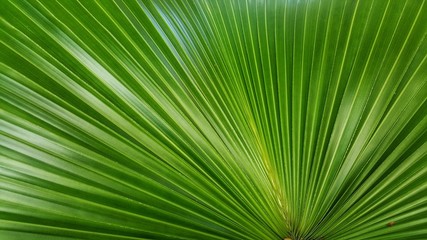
[1,0,426,239]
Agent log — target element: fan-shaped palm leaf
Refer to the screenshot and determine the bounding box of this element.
[1,0,426,239]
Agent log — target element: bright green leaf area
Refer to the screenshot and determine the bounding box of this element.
[1,0,426,239]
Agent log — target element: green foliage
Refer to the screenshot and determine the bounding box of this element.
[1,0,426,239]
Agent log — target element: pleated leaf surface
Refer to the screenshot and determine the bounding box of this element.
[1,0,426,239]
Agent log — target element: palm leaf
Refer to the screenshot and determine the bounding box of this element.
[1,0,426,239]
